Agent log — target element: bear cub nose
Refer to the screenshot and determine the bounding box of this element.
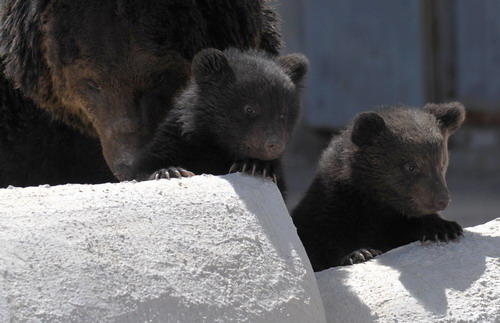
[265,137,285,156]
[435,196,451,210]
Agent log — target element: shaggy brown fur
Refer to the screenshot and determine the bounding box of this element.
[0,0,281,184]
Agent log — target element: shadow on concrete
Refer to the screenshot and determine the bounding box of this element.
[315,269,376,323]
[377,230,500,316]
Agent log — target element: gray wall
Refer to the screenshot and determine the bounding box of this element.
[279,0,500,128]
[456,0,500,112]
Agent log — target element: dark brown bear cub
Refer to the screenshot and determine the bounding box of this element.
[127,48,308,190]
[292,103,466,271]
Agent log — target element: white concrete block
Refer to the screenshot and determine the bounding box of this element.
[316,217,500,323]
[0,174,326,322]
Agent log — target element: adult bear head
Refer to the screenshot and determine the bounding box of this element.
[0,0,281,181]
[41,2,193,180]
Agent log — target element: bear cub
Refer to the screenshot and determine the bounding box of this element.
[127,48,308,189]
[292,103,466,271]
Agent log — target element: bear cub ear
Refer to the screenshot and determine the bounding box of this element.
[351,112,386,147]
[192,48,235,86]
[277,53,309,85]
[424,102,466,134]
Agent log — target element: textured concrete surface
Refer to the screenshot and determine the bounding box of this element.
[316,217,500,323]
[0,174,326,323]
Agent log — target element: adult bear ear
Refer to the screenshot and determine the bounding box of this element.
[351,112,386,147]
[277,53,309,85]
[424,102,466,135]
[192,48,235,86]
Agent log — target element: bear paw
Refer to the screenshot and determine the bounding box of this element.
[340,248,383,266]
[228,159,279,183]
[149,167,195,180]
[419,215,463,244]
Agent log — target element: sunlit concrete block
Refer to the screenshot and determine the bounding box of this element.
[0,174,326,322]
[317,217,500,323]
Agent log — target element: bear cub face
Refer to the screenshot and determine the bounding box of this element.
[346,103,465,217]
[293,102,465,270]
[180,48,308,162]
[128,48,308,183]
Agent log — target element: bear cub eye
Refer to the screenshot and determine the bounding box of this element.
[404,163,418,173]
[245,106,256,115]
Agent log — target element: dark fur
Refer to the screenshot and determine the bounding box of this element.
[292,103,466,271]
[0,0,282,186]
[0,75,115,187]
[128,48,308,191]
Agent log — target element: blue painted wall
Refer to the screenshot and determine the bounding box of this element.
[281,0,425,128]
[279,0,500,128]
[456,0,500,111]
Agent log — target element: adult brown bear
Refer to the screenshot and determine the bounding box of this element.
[0,1,281,186]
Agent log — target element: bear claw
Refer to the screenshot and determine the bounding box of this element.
[419,217,463,244]
[228,159,278,183]
[341,248,382,266]
[149,167,195,180]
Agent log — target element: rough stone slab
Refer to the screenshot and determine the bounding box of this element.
[0,174,326,323]
[316,217,500,323]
